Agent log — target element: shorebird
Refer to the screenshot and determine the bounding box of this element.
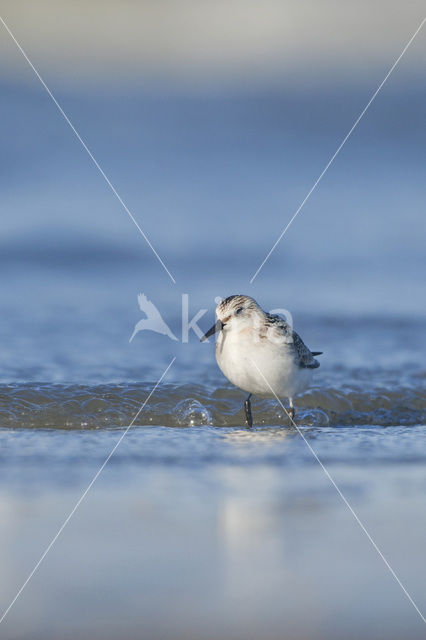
[201,295,322,427]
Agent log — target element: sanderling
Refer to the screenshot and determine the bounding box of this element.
[201,295,322,427]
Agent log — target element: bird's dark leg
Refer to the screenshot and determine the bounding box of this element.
[288,397,295,421]
[244,394,253,428]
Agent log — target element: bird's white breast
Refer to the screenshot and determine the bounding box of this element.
[216,326,312,399]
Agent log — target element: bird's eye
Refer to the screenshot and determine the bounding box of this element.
[235,307,243,315]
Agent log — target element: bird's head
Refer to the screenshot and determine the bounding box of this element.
[201,295,263,341]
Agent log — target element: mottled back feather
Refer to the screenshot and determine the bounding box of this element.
[264,313,320,369]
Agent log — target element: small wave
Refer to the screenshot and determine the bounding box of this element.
[0,383,424,429]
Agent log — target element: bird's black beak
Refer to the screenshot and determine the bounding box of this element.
[200,320,223,342]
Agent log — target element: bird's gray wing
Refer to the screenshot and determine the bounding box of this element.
[292,331,320,369]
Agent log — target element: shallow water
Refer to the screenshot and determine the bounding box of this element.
[1,424,426,640]
[1,377,425,429]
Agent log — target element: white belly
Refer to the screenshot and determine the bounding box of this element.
[216,329,313,399]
